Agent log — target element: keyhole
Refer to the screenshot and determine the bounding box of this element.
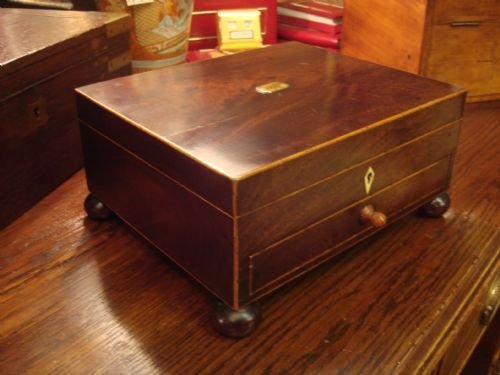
[364,167,375,195]
[366,171,374,184]
[33,107,41,120]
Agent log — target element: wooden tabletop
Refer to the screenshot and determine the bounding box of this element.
[1,102,499,374]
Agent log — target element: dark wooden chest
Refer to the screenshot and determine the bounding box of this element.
[76,42,466,314]
[0,8,131,227]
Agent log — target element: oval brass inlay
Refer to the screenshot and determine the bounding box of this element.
[256,82,289,94]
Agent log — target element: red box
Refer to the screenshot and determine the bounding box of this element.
[189,0,277,50]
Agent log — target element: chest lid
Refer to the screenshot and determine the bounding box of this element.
[76,42,466,216]
[0,8,129,101]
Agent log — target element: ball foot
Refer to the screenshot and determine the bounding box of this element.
[84,193,115,221]
[213,301,261,338]
[420,192,451,218]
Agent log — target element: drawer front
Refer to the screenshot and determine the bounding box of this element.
[432,0,500,23]
[238,121,460,255]
[434,271,499,375]
[424,23,500,99]
[248,156,452,296]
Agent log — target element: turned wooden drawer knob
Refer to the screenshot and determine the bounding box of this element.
[360,205,387,228]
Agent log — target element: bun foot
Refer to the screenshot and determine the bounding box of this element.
[420,192,451,218]
[84,194,115,221]
[213,301,261,338]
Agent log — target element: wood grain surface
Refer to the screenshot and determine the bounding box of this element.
[342,0,428,73]
[238,122,461,254]
[341,0,500,103]
[0,8,128,80]
[424,23,500,100]
[81,124,235,305]
[0,102,498,374]
[432,0,500,23]
[76,42,464,181]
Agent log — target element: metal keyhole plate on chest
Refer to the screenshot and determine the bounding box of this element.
[364,167,375,195]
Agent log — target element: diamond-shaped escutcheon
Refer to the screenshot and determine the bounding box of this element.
[364,166,375,195]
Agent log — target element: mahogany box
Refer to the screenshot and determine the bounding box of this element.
[0,8,131,228]
[76,42,466,336]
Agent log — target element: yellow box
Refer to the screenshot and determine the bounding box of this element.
[217,9,263,52]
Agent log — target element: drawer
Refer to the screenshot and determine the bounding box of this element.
[434,271,499,374]
[424,22,500,99]
[432,0,500,24]
[248,156,452,296]
[239,121,460,255]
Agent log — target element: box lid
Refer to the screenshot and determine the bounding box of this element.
[76,42,466,216]
[0,8,129,100]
